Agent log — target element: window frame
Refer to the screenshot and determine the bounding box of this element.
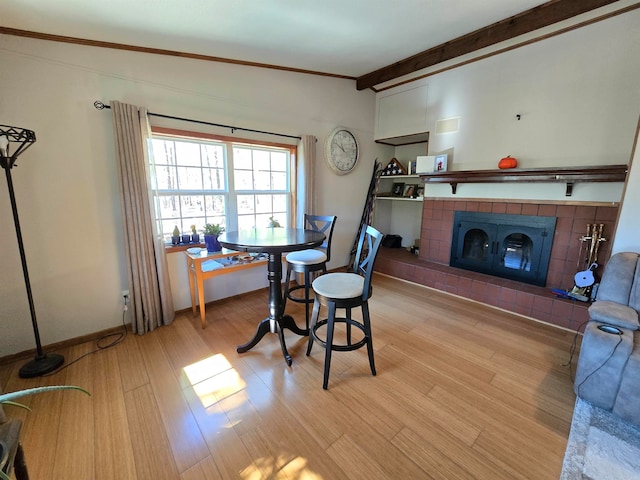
[150,127,296,244]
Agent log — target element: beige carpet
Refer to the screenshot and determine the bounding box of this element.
[561,397,640,479]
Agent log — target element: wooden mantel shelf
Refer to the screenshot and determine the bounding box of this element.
[419,164,628,196]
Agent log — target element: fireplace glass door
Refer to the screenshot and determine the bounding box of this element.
[451,212,556,286]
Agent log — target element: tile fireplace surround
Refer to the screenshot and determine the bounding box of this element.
[375,198,619,332]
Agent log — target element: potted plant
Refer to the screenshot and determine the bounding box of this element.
[190,225,200,244]
[268,216,281,228]
[0,385,90,480]
[203,223,225,252]
[171,225,181,245]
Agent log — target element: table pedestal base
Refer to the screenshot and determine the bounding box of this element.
[237,314,307,366]
[219,230,326,366]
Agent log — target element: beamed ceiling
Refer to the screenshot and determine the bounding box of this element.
[0,0,636,90]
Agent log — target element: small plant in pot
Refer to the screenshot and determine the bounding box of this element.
[190,224,200,244]
[268,216,281,228]
[203,223,225,252]
[171,225,181,245]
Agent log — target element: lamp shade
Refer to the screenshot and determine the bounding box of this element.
[0,125,36,169]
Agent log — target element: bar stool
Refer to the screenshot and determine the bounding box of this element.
[283,214,337,331]
[306,225,384,389]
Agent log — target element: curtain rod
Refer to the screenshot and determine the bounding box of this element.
[93,101,301,141]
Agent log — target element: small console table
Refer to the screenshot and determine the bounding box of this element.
[185,249,267,329]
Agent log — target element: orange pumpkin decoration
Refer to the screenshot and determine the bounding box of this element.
[498,155,518,169]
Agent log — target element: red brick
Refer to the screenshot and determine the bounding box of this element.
[551,299,573,318]
[471,280,486,295]
[513,303,532,317]
[521,204,539,216]
[484,284,501,303]
[557,205,576,218]
[595,206,618,221]
[575,206,597,220]
[446,274,460,287]
[492,202,507,214]
[466,201,479,212]
[506,203,523,215]
[516,291,534,308]
[539,204,557,217]
[500,287,517,304]
[458,277,473,292]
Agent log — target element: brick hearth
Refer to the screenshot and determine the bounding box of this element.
[375,198,619,332]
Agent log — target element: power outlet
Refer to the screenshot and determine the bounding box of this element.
[121,290,130,312]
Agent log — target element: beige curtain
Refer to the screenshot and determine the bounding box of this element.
[296,135,316,227]
[111,101,175,334]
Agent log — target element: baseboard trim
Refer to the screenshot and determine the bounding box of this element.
[0,323,132,366]
[1,266,349,366]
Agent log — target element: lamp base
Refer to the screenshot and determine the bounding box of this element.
[18,353,64,378]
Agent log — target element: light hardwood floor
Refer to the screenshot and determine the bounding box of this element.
[0,274,579,479]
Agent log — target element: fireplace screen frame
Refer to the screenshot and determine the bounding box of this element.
[450,211,556,286]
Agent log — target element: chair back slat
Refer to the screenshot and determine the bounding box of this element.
[353,225,384,300]
[305,214,337,262]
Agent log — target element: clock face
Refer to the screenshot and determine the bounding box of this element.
[326,128,359,175]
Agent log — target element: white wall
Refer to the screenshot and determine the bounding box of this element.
[612,116,640,254]
[382,8,640,204]
[0,35,384,356]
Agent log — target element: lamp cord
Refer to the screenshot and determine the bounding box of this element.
[569,326,624,396]
[562,321,588,382]
[576,334,623,397]
[43,307,128,377]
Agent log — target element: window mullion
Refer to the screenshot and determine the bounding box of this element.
[225,141,239,231]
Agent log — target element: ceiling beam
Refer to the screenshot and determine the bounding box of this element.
[356,0,621,90]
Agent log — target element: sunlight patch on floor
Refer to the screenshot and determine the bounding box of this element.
[241,455,323,479]
[183,354,246,408]
[183,353,233,384]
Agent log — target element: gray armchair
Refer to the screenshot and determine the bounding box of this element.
[574,251,640,428]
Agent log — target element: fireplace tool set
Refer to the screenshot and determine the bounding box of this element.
[569,223,607,302]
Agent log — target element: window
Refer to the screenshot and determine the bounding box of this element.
[150,128,294,242]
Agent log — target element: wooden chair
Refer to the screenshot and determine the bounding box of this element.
[306,225,384,389]
[283,214,337,331]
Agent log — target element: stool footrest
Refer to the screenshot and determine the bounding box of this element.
[285,284,313,304]
[311,318,368,351]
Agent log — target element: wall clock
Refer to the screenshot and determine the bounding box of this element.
[325,127,359,175]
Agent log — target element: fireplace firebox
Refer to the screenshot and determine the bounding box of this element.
[450,211,556,286]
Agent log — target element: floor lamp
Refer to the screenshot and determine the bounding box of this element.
[0,125,64,378]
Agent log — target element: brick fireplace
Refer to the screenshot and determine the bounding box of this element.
[375,198,618,332]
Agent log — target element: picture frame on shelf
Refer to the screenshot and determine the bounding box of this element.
[416,186,425,198]
[434,154,448,172]
[392,182,405,197]
[403,184,418,198]
[408,160,417,175]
